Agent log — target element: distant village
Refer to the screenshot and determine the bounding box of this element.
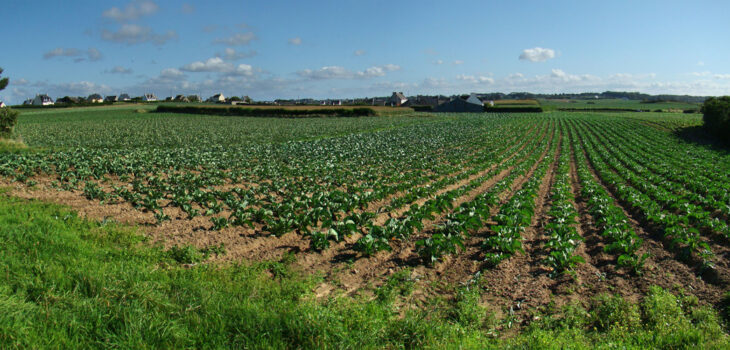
[17,91,499,112]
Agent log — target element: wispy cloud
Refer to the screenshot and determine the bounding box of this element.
[354,50,366,56]
[102,1,159,22]
[288,37,302,45]
[101,24,177,45]
[453,60,464,65]
[43,47,103,62]
[297,64,400,80]
[216,48,257,61]
[519,47,556,62]
[456,74,493,84]
[104,66,133,74]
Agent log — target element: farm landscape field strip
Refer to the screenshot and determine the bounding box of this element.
[1,110,729,306]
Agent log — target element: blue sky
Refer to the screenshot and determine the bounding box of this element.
[2,0,730,103]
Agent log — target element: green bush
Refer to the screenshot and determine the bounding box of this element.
[701,96,730,141]
[590,293,641,331]
[0,107,18,135]
[641,286,690,332]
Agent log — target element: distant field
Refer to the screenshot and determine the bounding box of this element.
[539,98,701,111]
[493,99,540,106]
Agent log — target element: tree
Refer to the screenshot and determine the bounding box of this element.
[701,96,730,142]
[0,67,19,136]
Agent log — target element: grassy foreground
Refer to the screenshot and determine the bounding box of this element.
[0,191,728,348]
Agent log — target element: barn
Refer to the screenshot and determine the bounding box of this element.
[32,94,54,106]
[434,94,484,113]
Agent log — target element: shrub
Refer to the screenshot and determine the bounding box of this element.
[167,245,205,264]
[641,286,689,332]
[0,106,18,136]
[590,293,641,331]
[701,96,730,141]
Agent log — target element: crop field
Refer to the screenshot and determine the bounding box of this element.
[1,108,729,346]
[539,98,701,111]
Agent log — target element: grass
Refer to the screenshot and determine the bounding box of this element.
[0,191,727,348]
[539,98,701,111]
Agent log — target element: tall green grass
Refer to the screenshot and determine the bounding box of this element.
[0,192,727,348]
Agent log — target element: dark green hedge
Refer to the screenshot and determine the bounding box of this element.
[12,102,115,109]
[701,96,730,142]
[0,107,18,135]
[155,105,376,118]
[485,106,543,113]
[411,105,433,112]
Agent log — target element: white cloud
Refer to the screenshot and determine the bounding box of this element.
[105,66,133,74]
[698,61,705,66]
[101,24,177,45]
[519,47,556,62]
[434,60,444,65]
[160,68,185,79]
[181,57,231,72]
[180,57,254,76]
[216,48,257,61]
[214,32,256,46]
[43,47,102,62]
[456,74,494,84]
[297,64,400,80]
[288,37,302,45]
[102,1,159,22]
[714,74,730,80]
[382,64,401,72]
[87,48,102,61]
[453,60,464,65]
[354,50,366,56]
[691,71,711,77]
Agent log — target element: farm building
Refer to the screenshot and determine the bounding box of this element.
[119,93,131,101]
[88,94,103,103]
[142,93,157,102]
[207,93,226,103]
[32,94,54,106]
[406,95,449,108]
[104,95,118,103]
[434,94,484,113]
[389,92,408,106]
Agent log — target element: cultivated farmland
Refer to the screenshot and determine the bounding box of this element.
[1,108,729,346]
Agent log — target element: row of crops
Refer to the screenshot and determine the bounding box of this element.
[1,110,728,280]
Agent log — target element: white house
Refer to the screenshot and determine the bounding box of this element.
[32,94,54,106]
[389,92,408,106]
[142,93,157,102]
[207,93,225,103]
